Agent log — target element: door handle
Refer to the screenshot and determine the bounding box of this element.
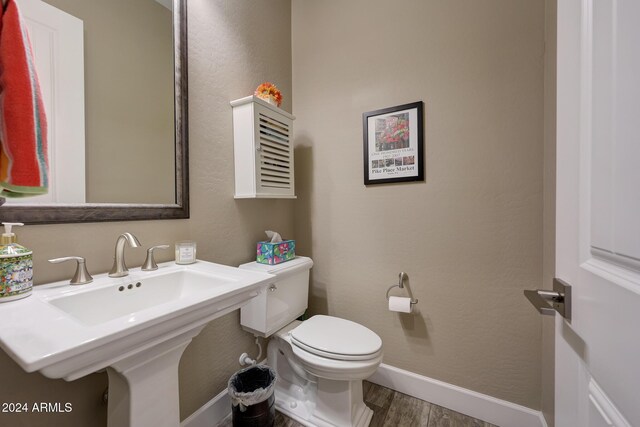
[524,278,571,321]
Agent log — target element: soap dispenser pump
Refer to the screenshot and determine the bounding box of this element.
[0,222,33,302]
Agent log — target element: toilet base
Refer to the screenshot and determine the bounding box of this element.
[274,378,373,427]
[269,336,374,427]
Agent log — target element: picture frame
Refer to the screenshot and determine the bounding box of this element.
[362,101,424,185]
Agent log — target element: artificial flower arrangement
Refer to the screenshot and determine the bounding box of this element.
[254,82,282,107]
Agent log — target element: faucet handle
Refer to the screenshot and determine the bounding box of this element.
[49,256,93,285]
[142,245,170,271]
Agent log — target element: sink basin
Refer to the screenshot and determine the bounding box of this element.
[0,260,273,378]
[0,260,274,427]
[48,268,241,326]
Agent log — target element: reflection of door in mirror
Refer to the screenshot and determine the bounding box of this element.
[14,0,86,204]
[9,0,175,205]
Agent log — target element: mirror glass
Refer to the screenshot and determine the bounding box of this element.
[0,0,188,222]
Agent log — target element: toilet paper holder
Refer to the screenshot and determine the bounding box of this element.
[385,272,418,305]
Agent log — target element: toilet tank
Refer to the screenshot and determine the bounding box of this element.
[239,256,313,337]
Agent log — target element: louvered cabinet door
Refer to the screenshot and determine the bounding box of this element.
[255,106,294,196]
[231,96,296,199]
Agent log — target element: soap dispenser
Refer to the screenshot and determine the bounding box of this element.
[0,222,33,302]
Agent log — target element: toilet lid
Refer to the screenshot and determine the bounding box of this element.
[290,315,382,361]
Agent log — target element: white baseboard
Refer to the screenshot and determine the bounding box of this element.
[368,364,547,427]
[181,388,230,427]
[182,362,548,427]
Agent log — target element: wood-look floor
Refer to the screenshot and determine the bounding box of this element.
[221,381,498,427]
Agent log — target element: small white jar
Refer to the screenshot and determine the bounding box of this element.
[175,241,197,264]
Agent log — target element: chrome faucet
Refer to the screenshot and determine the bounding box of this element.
[108,232,141,278]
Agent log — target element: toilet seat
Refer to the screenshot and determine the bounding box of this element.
[290,315,382,361]
[289,339,383,381]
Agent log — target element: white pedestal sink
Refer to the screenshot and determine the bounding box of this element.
[0,261,274,427]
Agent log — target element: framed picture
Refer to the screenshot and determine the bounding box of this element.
[363,101,424,185]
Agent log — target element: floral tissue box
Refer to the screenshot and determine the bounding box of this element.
[256,240,295,265]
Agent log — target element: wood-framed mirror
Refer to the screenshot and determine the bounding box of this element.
[0,0,189,224]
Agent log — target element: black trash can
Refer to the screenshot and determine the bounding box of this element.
[228,365,277,427]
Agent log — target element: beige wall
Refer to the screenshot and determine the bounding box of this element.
[43,0,175,204]
[1,0,552,424]
[292,0,545,409]
[541,0,557,424]
[0,0,293,425]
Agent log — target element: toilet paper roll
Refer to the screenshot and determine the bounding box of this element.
[388,296,413,313]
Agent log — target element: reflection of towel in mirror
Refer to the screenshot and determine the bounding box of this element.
[0,0,48,197]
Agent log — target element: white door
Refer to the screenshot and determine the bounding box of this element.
[6,0,85,203]
[555,0,640,426]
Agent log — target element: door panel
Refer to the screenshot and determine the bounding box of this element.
[589,0,640,266]
[588,379,630,427]
[556,0,639,426]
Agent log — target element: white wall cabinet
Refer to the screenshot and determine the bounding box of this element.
[231,96,296,199]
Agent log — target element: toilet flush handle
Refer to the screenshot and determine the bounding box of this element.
[268,284,277,292]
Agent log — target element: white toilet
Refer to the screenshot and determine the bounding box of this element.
[239,257,383,427]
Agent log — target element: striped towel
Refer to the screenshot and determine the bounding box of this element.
[0,0,48,197]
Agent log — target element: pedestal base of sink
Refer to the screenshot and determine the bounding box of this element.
[106,326,205,427]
